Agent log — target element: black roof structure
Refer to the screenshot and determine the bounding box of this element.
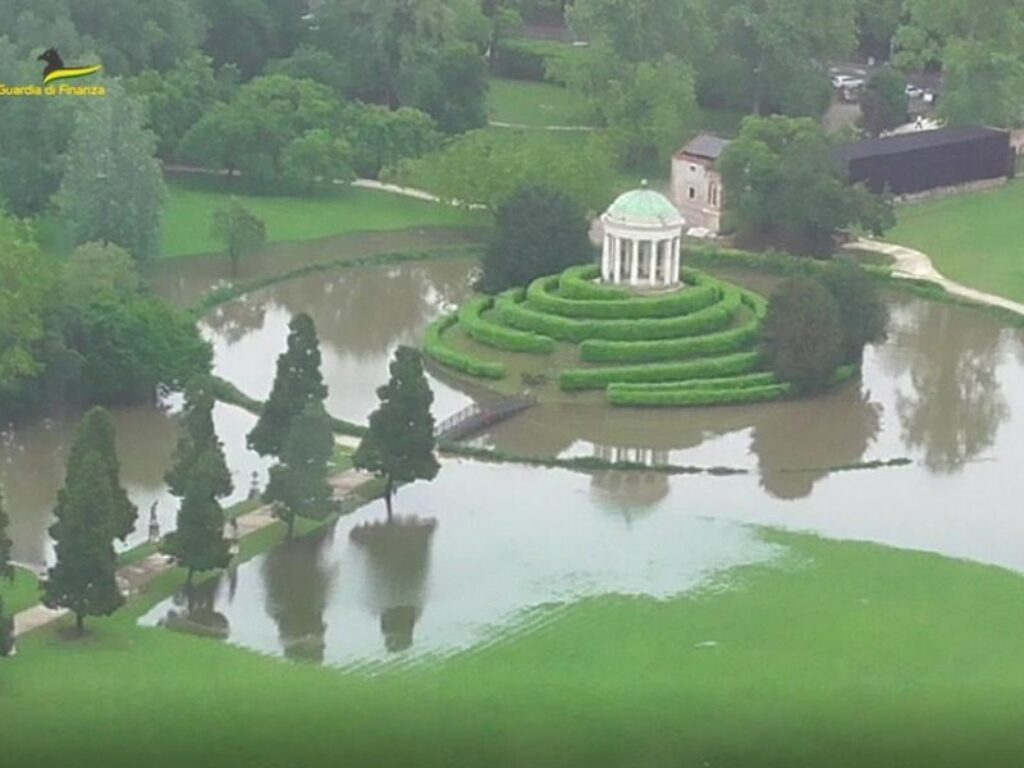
[833,125,1013,195]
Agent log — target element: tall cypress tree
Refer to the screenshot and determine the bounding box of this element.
[43,408,136,635]
[247,313,328,458]
[264,402,338,538]
[161,377,234,585]
[354,346,439,520]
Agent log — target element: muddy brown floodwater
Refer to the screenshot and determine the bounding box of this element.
[5,246,1024,664]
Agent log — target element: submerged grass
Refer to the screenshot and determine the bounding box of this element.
[6,529,1024,766]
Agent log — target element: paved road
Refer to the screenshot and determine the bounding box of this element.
[846,238,1024,318]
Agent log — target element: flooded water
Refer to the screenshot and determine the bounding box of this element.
[7,245,1024,665]
[140,461,780,667]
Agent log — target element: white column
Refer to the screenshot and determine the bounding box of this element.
[629,240,639,285]
[613,236,622,283]
[663,238,672,286]
[675,237,682,282]
[601,235,610,281]
[649,240,658,286]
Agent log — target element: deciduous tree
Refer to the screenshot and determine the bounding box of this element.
[354,346,439,520]
[212,200,268,273]
[57,83,165,263]
[763,277,843,393]
[818,260,889,365]
[480,183,594,292]
[860,67,909,136]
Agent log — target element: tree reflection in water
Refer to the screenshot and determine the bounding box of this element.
[262,527,338,663]
[892,303,1009,474]
[751,384,882,500]
[202,292,268,345]
[349,516,437,653]
[159,577,230,639]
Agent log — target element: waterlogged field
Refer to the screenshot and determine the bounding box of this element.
[5,251,1024,767]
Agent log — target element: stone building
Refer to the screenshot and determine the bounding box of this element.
[670,133,731,235]
[599,182,686,288]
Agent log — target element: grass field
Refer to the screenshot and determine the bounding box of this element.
[487,77,592,127]
[162,177,489,258]
[5,526,1024,767]
[0,568,39,615]
[887,180,1024,304]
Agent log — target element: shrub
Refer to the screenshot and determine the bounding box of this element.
[683,245,892,278]
[423,315,506,379]
[763,277,843,393]
[499,286,740,342]
[580,291,761,363]
[558,265,629,301]
[602,372,779,392]
[607,382,791,407]
[559,351,762,391]
[458,296,555,354]
[525,270,723,319]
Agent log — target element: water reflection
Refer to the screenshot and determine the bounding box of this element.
[263,528,339,663]
[752,382,882,499]
[889,301,1010,473]
[158,579,231,640]
[140,463,777,666]
[147,227,484,308]
[1,403,271,568]
[350,516,437,653]
[204,258,477,425]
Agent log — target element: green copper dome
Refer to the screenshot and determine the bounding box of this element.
[605,181,683,227]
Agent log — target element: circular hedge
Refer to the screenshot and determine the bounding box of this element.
[422,264,854,408]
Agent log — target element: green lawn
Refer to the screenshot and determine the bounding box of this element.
[5,528,1024,766]
[487,77,593,127]
[162,177,489,258]
[887,180,1024,304]
[0,567,39,615]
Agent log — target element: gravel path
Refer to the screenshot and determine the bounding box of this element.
[845,238,1024,318]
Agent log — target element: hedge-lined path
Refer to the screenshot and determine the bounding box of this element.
[10,466,371,640]
[847,238,1024,318]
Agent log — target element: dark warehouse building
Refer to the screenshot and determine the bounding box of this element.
[833,125,1015,195]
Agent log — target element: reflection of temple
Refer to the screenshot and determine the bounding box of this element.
[350,517,436,654]
[591,446,671,521]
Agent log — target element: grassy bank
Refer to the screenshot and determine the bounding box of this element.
[5,529,1024,766]
[162,177,489,258]
[0,568,40,615]
[487,77,592,126]
[888,180,1024,304]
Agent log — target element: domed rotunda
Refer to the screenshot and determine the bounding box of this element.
[599,181,685,288]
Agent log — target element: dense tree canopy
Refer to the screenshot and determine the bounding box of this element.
[763,277,844,393]
[719,116,892,254]
[860,67,909,136]
[818,261,890,364]
[57,83,165,263]
[480,183,594,292]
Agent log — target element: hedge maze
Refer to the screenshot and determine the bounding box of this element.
[423,264,850,408]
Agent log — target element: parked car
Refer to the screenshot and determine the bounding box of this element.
[905,84,925,99]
